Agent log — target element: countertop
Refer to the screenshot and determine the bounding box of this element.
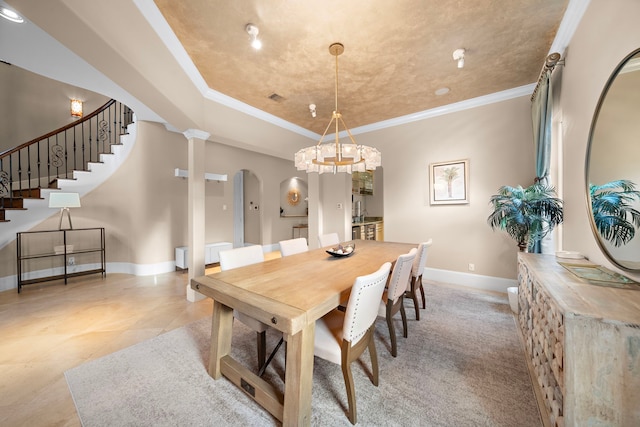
[352,217,383,226]
[519,253,640,324]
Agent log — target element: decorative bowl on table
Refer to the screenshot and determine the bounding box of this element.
[326,243,355,257]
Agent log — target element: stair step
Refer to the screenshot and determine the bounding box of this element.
[0,198,24,209]
[12,188,43,199]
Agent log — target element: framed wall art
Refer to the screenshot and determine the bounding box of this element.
[429,159,469,205]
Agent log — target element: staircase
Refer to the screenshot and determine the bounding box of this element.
[0,100,136,250]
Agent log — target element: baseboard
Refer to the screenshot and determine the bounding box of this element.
[107,261,176,276]
[0,261,178,292]
[424,267,516,293]
[1,262,516,294]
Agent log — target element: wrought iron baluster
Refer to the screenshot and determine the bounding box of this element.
[26,145,31,193]
[0,100,131,217]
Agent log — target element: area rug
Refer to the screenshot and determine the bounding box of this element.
[65,283,542,426]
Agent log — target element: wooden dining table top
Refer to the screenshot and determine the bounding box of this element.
[191,239,417,335]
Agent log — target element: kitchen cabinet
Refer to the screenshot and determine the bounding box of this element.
[352,219,383,241]
[352,171,373,195]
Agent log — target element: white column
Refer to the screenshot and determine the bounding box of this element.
[307,173,320,249]
[183,129,210,302]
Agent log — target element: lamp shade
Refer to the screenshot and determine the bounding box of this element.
[49,192,81,208]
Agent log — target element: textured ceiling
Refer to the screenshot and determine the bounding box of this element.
[154,0,568,135]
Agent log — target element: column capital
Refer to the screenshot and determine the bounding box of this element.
[183,129,210,141]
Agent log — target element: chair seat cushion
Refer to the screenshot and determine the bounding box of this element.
[234,310,269,333]
[314,309,345,365]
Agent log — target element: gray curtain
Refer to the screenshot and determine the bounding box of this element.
[532,70,553,185]
[531,70,553,253]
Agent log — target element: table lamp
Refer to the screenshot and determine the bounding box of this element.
[49,192,81,229]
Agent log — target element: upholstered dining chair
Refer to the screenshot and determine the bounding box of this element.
[218,245,272,371]
[318,232,340,248]
[405,239,433,320]
[314,262,392,425]
[377,248,417,357]
[278,237,309,256]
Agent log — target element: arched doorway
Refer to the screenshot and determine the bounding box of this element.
[233,169,262,247]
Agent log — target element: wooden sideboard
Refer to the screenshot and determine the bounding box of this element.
[517,253,640,427]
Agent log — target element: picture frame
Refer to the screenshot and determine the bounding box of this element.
[429,159,469,205]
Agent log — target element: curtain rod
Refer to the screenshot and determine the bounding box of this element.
[530,52,563,101]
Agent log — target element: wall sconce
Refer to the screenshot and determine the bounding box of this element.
[49,192,81,229]
[309,103,316,118]
[70,99,83,117]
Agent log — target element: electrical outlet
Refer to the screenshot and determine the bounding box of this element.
[468,263,475,272]
[337,203,343,209]
[68,257,75,266]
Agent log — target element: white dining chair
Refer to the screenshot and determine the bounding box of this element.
[278,237,309,256]
[318,232,340,248]
[405,239,433,320]
[219,245,273,372]
[314,262,391,425]
[377,248,417,357]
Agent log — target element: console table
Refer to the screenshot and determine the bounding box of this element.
[517,253,640,427]
[16,228,106,293]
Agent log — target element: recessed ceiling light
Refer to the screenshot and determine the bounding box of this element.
[435,87,450,96]
[0,7,24,23]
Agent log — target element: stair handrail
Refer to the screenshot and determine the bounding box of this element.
[0,99,133,211]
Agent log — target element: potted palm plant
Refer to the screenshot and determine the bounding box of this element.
[589,179,640,247]
[487,183,563,252]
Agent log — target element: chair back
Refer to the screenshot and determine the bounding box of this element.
[279,237,309,257]
[343,262,392,344]
[387,248,417,303]
[318,232,340,248]
[412,239,433,278]
[219,245,265,271]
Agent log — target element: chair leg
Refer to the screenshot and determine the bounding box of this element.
[257,337,284,377]
[419,275,426,309]
[341,343,358,425]
[409,276,420,321]
[386,301,398,357]
[256,331,266,369]
[367,328,379,386]
[400,296,408,338]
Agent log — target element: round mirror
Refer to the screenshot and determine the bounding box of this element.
[586,48,640,270]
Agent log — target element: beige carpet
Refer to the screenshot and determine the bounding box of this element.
[65,283,542,426]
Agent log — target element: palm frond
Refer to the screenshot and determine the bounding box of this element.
[590,180,640,247]
[487,182,563,250]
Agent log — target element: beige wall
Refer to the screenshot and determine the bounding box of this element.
[358,96,536,280]
[0,63,108,150]
[5,0,640,285]
[559,0,640,281]
[0,120,302,278]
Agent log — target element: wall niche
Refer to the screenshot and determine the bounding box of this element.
[280,177,308,217]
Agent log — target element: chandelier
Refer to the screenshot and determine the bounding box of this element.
[295,43,381,174]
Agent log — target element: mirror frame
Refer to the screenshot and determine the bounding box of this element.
[585,47,640,271]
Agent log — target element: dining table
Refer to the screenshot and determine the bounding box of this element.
[190,239,417,426]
